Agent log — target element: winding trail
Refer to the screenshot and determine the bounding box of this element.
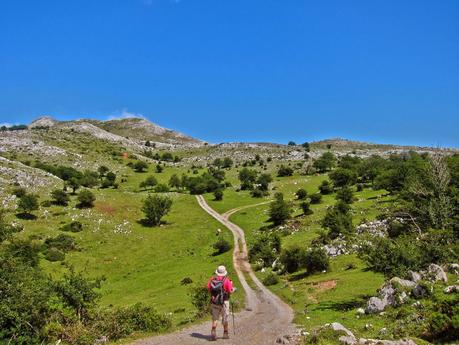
[132,196,296,345]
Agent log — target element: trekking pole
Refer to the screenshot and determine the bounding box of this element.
[231,301,235,335]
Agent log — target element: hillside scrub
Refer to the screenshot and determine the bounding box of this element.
[141,194,173,226]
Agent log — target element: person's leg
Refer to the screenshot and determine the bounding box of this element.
[210,305,220,340]
[222,301,230,339]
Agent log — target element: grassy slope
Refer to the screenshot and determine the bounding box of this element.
[14,163,243,328]
[217,172,392,338]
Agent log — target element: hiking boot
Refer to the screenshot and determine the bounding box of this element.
[222,331,229,339]
[210,329,217,341]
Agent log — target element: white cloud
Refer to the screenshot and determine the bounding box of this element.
[107,108,147,121]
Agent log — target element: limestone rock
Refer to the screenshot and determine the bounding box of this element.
[426,264,448,283]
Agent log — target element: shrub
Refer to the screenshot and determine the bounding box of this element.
[214,189,223,201]
[154,183,170,193]
[133,161,148,172]
[329,168,357,188]
[45,234,76,252]
[319,180,333,195]
[51,189,69,206]
[262,272,279,286]
[189,284,210,317]
[249,233,281,267]
[300,201,313,215]
[277,165,294,177]
[268,193,292,225]
[280,245,307,273]
[304,247,329,274]
[295,188,308,200]
[336,186,355,204]
[250,188,266,198]
[141,194,172,226]
[356,183,364,192]
[238,168,258,190]
[44,247,65,262]
[321,201,353,239]
[17,193,39,215]
[77,190,95,208]
[181,277,193,285]
[155,164,163,173]
[310,193,322,204]
[213,237,231,255]
[61,221,83,233]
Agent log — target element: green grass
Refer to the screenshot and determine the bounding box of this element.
[13,185,243,326]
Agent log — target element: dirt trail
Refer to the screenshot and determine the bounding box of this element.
[132,196,296,345]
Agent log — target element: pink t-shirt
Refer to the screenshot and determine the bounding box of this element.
[207,276,234,294]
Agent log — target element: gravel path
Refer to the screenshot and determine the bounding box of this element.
[132,196,297,345]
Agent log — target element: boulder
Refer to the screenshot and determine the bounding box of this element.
[379,283,396,306]
[426,264,448,283]
[444,285,459,294]
[358,340,417,345]
[330,322,355,338]
[366,297,386,314]
[449,263,459,275]
[406,271,422,283]
[390,277,416,289]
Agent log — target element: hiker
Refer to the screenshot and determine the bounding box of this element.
[207,265,235,341]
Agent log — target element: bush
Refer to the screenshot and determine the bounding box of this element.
[17,193,39,215]
[304,247,329,273]
[154,183,170,193]
[310,193,322,204]
[189,284,210,317]
[133,161,148,172]
[319,180,333,195]
[356,183,364,192]
[295,188,308,200]
[329,168,357,188]
[336,186,355,204]
[262,272,279,286]
[321,201,353,239]
[12,186,27,198]
[249,233,281,267]
[268,193,292,225]
[213,237,231,255]
[61,221,83,233]
[250,188,267,198]
[300,201,313,215]
[45,234,76,252]
[181,277,193,285]
[51,189,70,206]
[44,247,65,262]
[214,190,223,201]
[141,194,172,226]
[77,190,95,208]
[280,245,307,273]
[277,165,294,177]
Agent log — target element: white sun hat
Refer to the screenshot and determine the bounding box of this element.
[215,265,228,277]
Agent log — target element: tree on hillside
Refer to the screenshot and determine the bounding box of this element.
[17,194,39,217]
[133,161,148,172]
[98,165,110,178]
[329,168,357,188]
[321,201,353,239]
[140,176,158,190]
[77,190,95,208]
[302,142,310,152]
[80,170,99,188]
[295,188,308,200]
[238,168,258,190]
[288,141,296,146]
[155,164,163,173]
[141,194,172,226]
[268,192,292,226]
[168,174,182,190]
[313,152,336,173]
[67,177,81,194]
[336,186,355,204]
[51,189,70,206]
[277,165,293,177]
[222,157,233,169]
[319,180,333,194]
[257,173,273,191]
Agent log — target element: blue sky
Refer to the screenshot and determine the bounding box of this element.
[0,1,458,147]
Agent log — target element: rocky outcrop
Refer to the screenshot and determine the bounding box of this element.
[425,264,448,283]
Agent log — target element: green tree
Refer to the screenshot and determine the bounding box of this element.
[155,164,163,173]
[329,168,357,188]
[51,189,70,206]
[140,176,158,190]
[277,165,294,177]
[98,165,110,177]
[268,192,292,225]
[67,177,81,194]
[168,174,182,190]
[214,189,223,201]
[77,190,96,208]
[133,160,149,172]
[300,201,313,215]
[319,180,333,194]
[336,186,355,204]
[313,152,337,172]
[17,193,39,216]
[257,173,273,191]
[295,188,308,200]
[222,157,233,169]
[141,194,173,226]
[238,168,258,190]
[280,245,307,273]
[322,201,353,239]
